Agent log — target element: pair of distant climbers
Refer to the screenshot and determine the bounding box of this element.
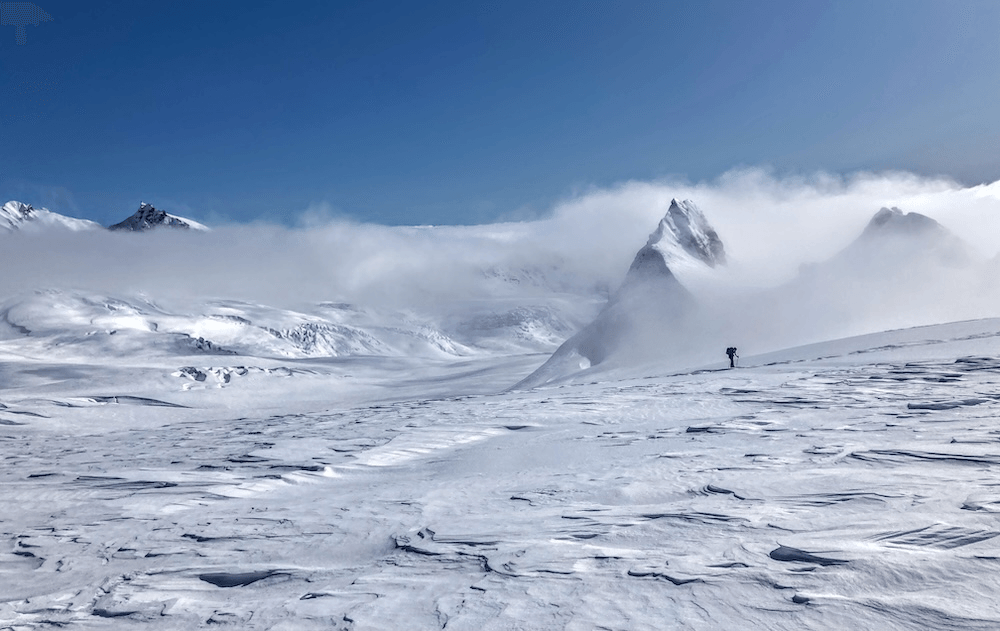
[726,346,738,368]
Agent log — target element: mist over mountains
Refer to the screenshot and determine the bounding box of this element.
[2,170,999,382]
[4,172,1000,629]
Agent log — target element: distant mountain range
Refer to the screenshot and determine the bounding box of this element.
[1,195,992,387]
[0,201,207,233]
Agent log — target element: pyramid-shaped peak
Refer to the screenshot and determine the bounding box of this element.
[109,202,208,232]
[645,198,726,267]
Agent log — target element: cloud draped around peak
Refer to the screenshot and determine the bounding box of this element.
[0,168,997,321]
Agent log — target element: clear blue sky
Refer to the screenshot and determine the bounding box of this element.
[1,0,998,227]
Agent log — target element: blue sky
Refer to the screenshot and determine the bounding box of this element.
[1,0,998,227]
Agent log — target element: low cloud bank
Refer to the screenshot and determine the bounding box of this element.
[2,168,998,355]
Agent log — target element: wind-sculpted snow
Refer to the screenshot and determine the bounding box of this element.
[0,290,580,362]
[3,320,1000,628]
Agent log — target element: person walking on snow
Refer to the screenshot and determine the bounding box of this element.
[726,346,738,368]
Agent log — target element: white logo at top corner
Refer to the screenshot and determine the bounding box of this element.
[1,2,52,45]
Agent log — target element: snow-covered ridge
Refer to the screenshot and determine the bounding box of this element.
[108,202,209,232]
[2,200,208,233]
[0,200,102,233]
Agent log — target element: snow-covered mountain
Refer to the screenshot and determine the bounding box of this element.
[0,200,102,233]
[517,199,725,388]
[641,198,726,269]
[2,200,209,234]
[108,202,209,232]
[829,206,974,268]
[734,206,986,354]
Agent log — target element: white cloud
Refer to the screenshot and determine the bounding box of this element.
[1,168,998,350]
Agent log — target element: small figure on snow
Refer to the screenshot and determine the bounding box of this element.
[726,346,738,368]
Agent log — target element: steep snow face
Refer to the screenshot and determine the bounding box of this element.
[0,200,101,233]
[0,201,35,230]
[517,200,727,388]
[108,202,209,232]
[644,198,726,269]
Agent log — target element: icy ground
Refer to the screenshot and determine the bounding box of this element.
[3,319,1000,629]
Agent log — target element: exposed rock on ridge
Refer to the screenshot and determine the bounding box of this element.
[644,198,726,268]
[1,200,102,233]
[109,202,208,232]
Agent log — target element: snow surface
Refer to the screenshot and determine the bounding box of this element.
[3,199,1000,628]
[3,318,1000,629]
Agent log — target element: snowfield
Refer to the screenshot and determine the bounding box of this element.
[3,318,1000,629]
[3,191,1000,629]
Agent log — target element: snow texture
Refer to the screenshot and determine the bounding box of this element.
[3,318,1000,629]
[2,197,1000,629]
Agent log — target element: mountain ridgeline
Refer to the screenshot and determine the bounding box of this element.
[516,202,988,388]
[0,200,206,233]
[1,201,102,233]
[1,194,992,386]
[108,202,208,232]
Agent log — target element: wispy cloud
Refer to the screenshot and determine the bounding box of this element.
[2,168,998,353]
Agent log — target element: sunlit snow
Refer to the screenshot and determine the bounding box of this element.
[2,183,1000,629]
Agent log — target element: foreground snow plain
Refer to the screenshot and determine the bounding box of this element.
[3,317,1000,630]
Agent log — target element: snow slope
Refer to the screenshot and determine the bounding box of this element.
[643,198,726,270]
[3,318,1000,629]
[3,196,1000,629]
[0,289,592,362]
[0,200,101,233]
